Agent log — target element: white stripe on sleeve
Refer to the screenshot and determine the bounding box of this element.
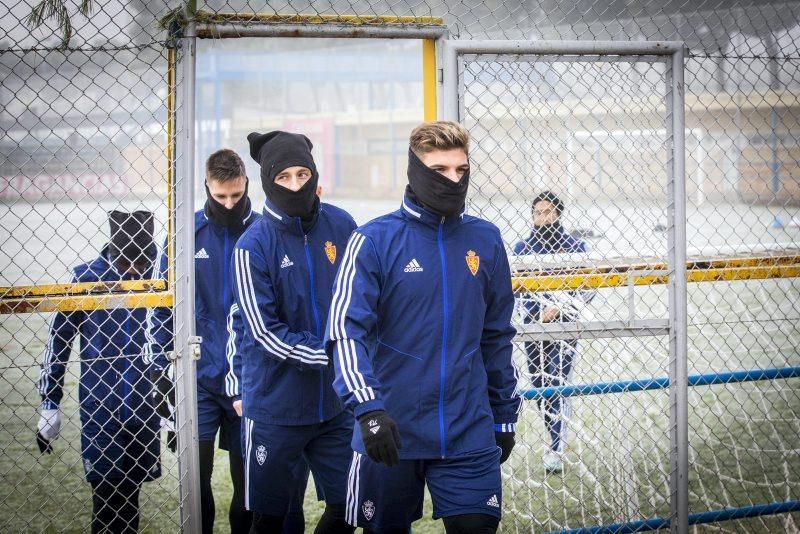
[234,249,327,365]
[225,303,239,397]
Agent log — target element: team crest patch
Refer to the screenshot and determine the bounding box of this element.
[256,445,267,466]
[466,250,480,276]
[362,500,375,521]
[325,241,336,264]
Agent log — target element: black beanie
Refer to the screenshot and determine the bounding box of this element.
[247,131,319,220]
[108,210,155,265]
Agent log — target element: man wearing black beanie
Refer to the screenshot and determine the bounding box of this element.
[230,130,357,533]
[147,148,315,533]
[37,210,162,533]
[249,130,321,230]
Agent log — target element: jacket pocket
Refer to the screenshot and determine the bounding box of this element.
[373,341,424,422]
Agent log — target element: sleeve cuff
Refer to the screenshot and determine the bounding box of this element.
[494,423,516,433]
[493,412,518,425]
[231,394,242,402]
[353,398,385,419]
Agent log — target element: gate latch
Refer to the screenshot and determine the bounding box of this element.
[188,336,202,361]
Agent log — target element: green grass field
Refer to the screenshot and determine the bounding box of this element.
[0,279,798,533]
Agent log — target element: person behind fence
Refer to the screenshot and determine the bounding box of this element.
[231,130,358,534]
[512,191,595,474]
[144,148,316,534]
[325,121,521,534]
[36,210,162,533]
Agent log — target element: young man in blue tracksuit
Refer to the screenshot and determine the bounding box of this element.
[232,130,357,533]
[512,191,594,474]
[36,210,162,533]
[147,149,293,533]
[326,121,521,533]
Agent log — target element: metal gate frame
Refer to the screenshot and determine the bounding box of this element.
[172,22,203,533]
[441,40,689,533]
[170,17,449,531]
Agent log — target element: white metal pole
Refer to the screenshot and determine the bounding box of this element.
[175,20,202,533]
[442,40,459,121]
[667,45,689,534]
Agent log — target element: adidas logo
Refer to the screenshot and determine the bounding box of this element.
[194,248,209,259]
[403,259,423,273]
[368,419,380,434]
[280,255,294,269]
[487,494,499,508]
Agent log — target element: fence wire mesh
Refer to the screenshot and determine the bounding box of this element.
[1,0,799,532]
[462,52,676,532]
[0,1,184,528]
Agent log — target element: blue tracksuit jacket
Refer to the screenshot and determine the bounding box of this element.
[325,195,521,459]
[231,198,357,425]
[38,246,162,426]
[512,229,594,321]
[144,208,258,395]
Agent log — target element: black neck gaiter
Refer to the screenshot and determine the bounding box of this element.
[534,222,566,250]
[204,181,251,228]
[265,175,319,221]
[406,149,469,217]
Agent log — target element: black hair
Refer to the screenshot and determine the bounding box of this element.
[531,190,564,215]
[206,149,246,182]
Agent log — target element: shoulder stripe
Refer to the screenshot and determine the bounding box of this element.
[329,232,362,340]
[225,303,240,397]
[328,232,375,399]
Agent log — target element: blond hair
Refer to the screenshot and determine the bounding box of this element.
[409,121,470,156]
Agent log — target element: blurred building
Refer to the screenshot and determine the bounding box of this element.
[1,0,798,206]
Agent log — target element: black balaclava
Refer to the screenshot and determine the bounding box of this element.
[406,148,470,218]
[204,179,252,228]
[531,191,566,250]
[108,210,156,276]
[247,131,319,229]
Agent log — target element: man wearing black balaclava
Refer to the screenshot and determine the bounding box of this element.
[325,121,520,534]
[250,130,321,232]
[512,191,594,475]
[230,131,357,534]
[36,210,162,533]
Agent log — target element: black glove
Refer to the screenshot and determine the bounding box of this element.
[149,368,175,420]
[167,430,177,453]
[36,432,53,454]
[495,431,515,464]
[358,410,402,467]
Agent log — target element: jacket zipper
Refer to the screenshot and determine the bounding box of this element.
[223,228,230,311]
[223,228,230,388]
[437,217,448,458]
[302,227,325,422]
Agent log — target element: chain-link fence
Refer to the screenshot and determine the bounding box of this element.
[0,0,189,529]
[460,46,677,533]
[2,0,799,532]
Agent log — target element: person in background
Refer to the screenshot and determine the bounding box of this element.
[37,210,162,533]
[513,191,594,474]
